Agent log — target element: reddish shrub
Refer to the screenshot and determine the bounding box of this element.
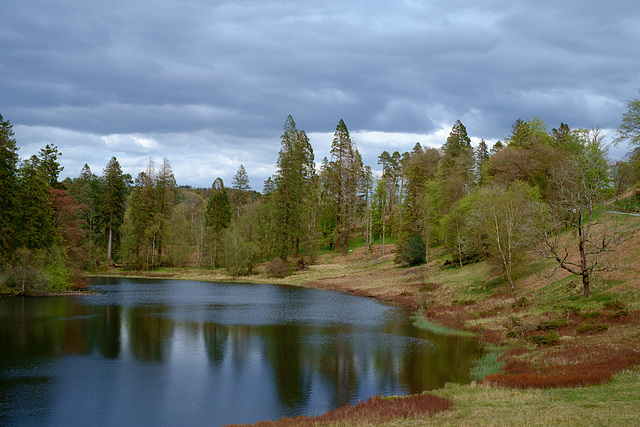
[485,348,640,389]
[485,370,612,389]
[242,394,453,427]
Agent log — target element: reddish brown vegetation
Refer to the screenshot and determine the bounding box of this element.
[486,345,640,389]
[234,394,453,427]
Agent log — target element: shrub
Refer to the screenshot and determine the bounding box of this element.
[527,331,559,346]
[266,257,289,278]
[576,323,609,333]
[536,319,567,331]
[251,394,454,426]
[609,308,630,318]
[603,300,626,310]
[399,233,426,266]
[485,370,613,389]
[580,311,602,319]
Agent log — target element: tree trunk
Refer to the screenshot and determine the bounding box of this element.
[107,226,113,264]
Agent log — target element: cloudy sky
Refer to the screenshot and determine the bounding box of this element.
[2,0,639,189]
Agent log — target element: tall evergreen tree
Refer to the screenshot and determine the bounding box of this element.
[438,120,475,214]
[0,114,19,257]
[16,156,57,250]
[100,157,127,264]
[231,164,251,218]
[272,115,315,258]
[37,144,64,188]
[329,119,362,256]
[205,177,231,269]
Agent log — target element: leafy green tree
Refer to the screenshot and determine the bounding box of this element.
[472,182,543,290]
[223,223,256,276]
[120,166,158,269]
[616,89,640,148]
[616,90,640,183]
[67,164,102,268]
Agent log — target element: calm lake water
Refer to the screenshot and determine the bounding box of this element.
[0,278,482,426]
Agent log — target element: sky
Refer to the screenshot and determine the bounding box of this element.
[2,0,639,190]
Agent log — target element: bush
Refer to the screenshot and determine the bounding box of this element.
[398,233,426,267]
[609,308,630,318]
[581,311,602,319]
[536,319,567,331]
[267,257,289,278]
[576,323,609,333]
[527,331,559,346]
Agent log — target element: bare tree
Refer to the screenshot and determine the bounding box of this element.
[539,132,624,297]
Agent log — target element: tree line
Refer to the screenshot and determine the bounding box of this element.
[1,91,640,294]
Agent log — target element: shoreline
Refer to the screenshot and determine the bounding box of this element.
[6,249,640,425]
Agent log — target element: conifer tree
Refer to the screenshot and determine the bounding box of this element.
[272,115,315,259]
[0,114,19,257]
[205,177,231,270]
[100,157,127,264]
[329,119,362,255]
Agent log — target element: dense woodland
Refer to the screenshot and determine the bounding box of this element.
[1,91,640,295]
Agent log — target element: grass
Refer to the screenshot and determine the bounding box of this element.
[423,368,640,427]
[469,345,506,381]
[411,311,476,337]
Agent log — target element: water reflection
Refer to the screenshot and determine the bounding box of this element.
[0,278,483,426]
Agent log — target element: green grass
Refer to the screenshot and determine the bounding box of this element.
[411,311,476,337]
[423,368,640,426]
[469,345,505,381]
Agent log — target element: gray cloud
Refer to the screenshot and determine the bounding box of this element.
[2,0,639,187]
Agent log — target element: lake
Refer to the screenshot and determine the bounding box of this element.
[0,277,482,426]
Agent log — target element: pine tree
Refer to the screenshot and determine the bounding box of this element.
[329,119,362,256]
[0,114,19,257]
[272,115,315,258]
[231,164,250,218]
[100,157,127,264]
[16,156,57,250]
[205,178,231,270]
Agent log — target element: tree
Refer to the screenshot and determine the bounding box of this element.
[37,144,64,188]
[16,156,57,250]
[205,177,231,270]
[155,157,177,262]
[100,157,127,264]
[438,120,475,214]
[539,133,622,297]
[0,113,19,257]
[473,182,543,291]
[616,89,640,148]
[231,164,251,218]
[271,116,316,258]
[616,90,640,183]
[329,119,362,256]
[399,233,426,267]
[67,164,102,268]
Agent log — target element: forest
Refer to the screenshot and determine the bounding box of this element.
[1,91,640,295]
